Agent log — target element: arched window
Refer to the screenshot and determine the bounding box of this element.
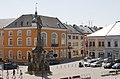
[17,37,22,46]
[8,50,13,59]
[41,32,47,46]
[61,33,66,44]
[17,50,22,59]
[51,33,58,44]
[26,37,31,46]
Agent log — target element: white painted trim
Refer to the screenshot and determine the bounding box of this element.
[4,27,67,31]
[4,46,67,48]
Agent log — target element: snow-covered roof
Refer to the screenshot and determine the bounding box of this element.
[106,22,120,36]
[87,24,114,37]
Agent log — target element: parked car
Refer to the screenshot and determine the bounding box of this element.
[79,62,84,67]
[114,59,120,63]
[90,61,103,67]
[112,63,120,69]
[104,62,115,69]
[84,59,97,67]
[3,62,18,70]
[49,59,60,65]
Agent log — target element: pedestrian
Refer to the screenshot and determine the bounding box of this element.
[19,70,23,79]
[17,65,19,74]
[12,69,16,79]
[6,70,9,79]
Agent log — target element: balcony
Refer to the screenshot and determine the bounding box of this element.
[51,44,59,47]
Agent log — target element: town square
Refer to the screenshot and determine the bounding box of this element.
[0,0,120,79]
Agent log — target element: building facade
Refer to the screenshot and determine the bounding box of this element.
[2,14,67,63]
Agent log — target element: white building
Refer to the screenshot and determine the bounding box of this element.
[87,23,114,58]
[105,22,120,59]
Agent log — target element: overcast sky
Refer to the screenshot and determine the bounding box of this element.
[0,0,120,26]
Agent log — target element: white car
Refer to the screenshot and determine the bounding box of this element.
[90,61,103,67]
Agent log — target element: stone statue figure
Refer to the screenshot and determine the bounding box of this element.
[28,52,31,62]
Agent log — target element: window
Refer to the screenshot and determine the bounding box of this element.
[17,30,22,36]
[17,50,22,59]
[98,42,101,46]
[17,38,22,46]
[21,21,23,26]
[76,36,78,39]
[8,31,13,36]
[8,50,13,59]
[34,37,37,46]
[41,32,47,46]
[93,42,95,46]
[114,41,118,47]
[51,33,58,44]
[73,36,75,39]
[107,41,111,47]
[26,30,31,36]
[26,21,29,25]
[81,36,84,39]
[68,42,71,46]
[61,33,66,44]
[1,31,4,36]
[89,42,92,46]
[26,37,31,46]
[68,35,71,39]
[73,42,78,46]
[8,38,13,46]
[102,41,104,46]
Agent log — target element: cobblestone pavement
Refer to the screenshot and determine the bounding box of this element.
[0,61,120,79]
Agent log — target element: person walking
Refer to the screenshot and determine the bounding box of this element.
[19,70,23,79]
[12,69,16,79]
[17,65,19,74]
[6,70,9,79]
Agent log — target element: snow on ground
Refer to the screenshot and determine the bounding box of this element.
[0,61,120,79]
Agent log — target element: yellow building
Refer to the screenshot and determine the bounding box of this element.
[3,14,67,63]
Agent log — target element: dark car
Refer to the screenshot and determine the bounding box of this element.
[49,59,60,65]
[3,62,18,70]
[79,62,84,67]
[112,63,120,69]
[104,62,115,69]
